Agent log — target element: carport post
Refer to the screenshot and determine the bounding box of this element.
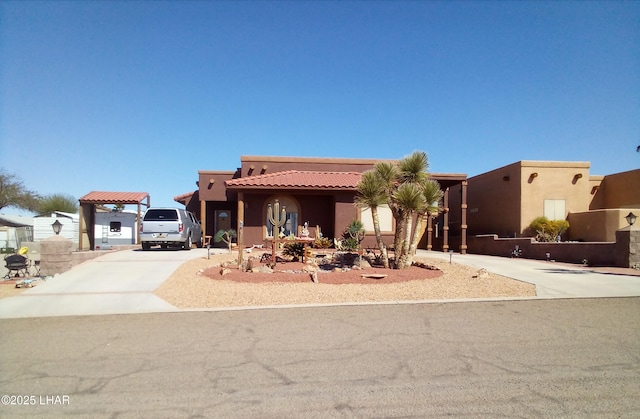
[237,192,244,266]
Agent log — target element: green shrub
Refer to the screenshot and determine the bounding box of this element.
[282,241,306,261]
[341,237,360,251]
[313,237,333,249]
[340,220,365,251]
[528,216,569,242]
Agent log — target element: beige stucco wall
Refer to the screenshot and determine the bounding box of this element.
[519,161,591,232]
[464,162,522,237]
[568,208,639,242]
[464,161,591,237]
[590,169,640,210]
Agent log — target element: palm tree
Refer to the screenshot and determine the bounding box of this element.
[391,151,431,268]
[404,179,443,268]
[392,182,425,268]
[356,150,440,270]
[355,170,390,268]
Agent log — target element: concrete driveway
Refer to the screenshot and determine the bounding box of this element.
[0,247,227,319]
[420,250,640,298]
[1,248,639,319]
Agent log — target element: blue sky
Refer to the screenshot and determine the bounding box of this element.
[1,1,638,213]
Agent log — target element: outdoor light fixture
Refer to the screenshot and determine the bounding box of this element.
[625,212,637,226]
[51,220,63,235]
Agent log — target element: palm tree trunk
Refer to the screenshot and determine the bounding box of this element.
[397,213,414,269]
[393,213,406,269]
[404,212,428,268]
[370,206,389,268]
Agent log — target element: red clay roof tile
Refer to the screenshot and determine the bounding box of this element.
[225,170,362,190]
[79,191,150,204]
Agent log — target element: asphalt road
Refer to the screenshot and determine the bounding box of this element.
[1,298,638,418]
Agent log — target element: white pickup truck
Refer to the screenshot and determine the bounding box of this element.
[139,208,203,250]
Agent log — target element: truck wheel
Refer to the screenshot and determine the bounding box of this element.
[142,242,151,251]
[183,236,192,250]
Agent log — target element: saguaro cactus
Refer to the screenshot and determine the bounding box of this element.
[267,199,287,238]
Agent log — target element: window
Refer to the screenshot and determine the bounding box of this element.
[109,222,122,232]
[360,204,393,232]
[544,199,566,220]
[144,209,178,221]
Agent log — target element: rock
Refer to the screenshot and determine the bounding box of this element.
[474,268,489,279]
[310,271,318,283]
[252,266,274,274]
[302,264,318,274]
[220,268,232,276]
[245,257,255,272]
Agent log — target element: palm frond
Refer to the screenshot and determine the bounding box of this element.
[421,179,443,215]
[392,182,425,212]
[397,151,428,184]
[355,170,387,208]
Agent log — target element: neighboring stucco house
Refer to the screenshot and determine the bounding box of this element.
[447,161,639,242]
[176,155,469,253]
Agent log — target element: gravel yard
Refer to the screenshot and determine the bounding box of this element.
[0,281,24,299]
[154,252,536,308]
[0,251,536,306]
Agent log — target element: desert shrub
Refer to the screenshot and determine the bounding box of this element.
[341,237,360,251]
[528,216,569,242]
[282,241,306,261]
[214,229,237,253]
[313,237,333,249]
[340,220,365,251]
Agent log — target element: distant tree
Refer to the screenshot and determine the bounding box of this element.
[0,169,40,212]
[37,193,78,215]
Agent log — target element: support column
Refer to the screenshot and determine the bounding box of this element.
[442,187,450,252]
[200,199,207,244]
[237,192,244,266]
[78,204,85,251]
[136,203,141,245]
[460,180,468,254]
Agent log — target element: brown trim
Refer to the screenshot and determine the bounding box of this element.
[241,155,394,165]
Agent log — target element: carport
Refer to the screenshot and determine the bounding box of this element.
[78,191,150,250]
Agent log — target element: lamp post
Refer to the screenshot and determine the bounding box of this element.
[51,220,63,235]
[625,212,637,226]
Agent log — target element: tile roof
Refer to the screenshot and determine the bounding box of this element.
[79,191,150,204]
[173,191,195,204]
[225,170,363,190]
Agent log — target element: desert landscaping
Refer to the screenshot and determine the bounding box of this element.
[0,251,537,306]
[154,251,536,308]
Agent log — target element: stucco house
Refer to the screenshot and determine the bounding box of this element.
[176,155,469,253]
[447,161,639,243]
